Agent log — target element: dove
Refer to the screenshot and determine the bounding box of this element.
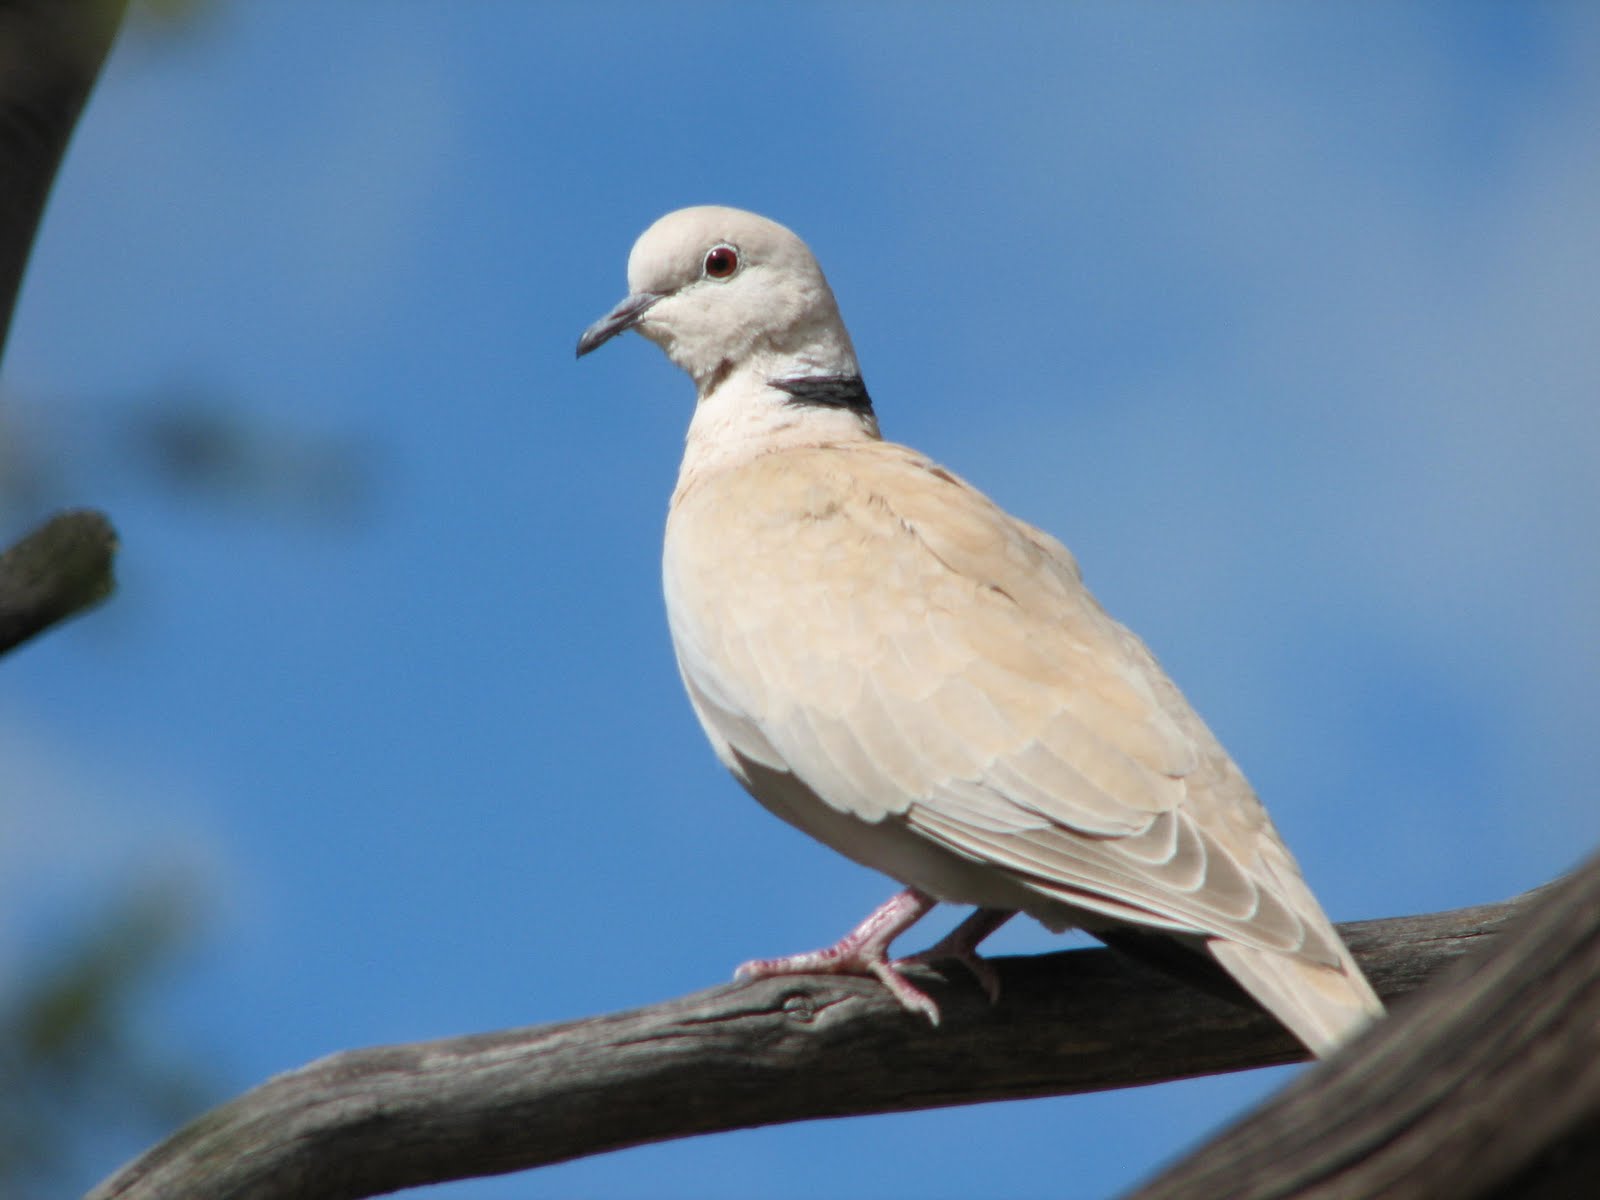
[577,205,1384,1055]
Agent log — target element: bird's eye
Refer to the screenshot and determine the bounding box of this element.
[703,244,740,279]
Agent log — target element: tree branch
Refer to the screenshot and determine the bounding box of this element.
[0,0,128,361]
[1124,850,1600,1199]
[0,508,117,655]
[87,889,1535,1200]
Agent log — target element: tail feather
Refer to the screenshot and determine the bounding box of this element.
[1209,939,1385,1057]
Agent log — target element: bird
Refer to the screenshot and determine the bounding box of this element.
[576,205,1384,1056]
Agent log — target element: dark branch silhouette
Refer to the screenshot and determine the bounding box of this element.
[0,0,128,361]
[86,886,1548,1200]
[0,3,127,657]
[0,508,117,655]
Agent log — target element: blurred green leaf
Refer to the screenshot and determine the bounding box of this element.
[0,877,213,1192]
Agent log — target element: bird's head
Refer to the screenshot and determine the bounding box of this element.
[577,206,860,397]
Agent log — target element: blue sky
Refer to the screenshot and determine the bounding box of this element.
[4,3,1599,1196]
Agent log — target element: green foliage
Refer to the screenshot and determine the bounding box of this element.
[0,880,212,1193]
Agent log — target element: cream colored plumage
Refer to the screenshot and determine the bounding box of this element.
[578,205,1383,1056]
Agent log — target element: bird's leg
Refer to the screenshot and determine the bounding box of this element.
[735,888,944,1023]
[896,907,1015,1004]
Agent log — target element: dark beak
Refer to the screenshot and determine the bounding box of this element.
[576,292,662,358]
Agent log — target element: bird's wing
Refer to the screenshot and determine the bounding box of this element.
[665,440,1340,964]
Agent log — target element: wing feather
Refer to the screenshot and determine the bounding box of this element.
[666,440,1350,967]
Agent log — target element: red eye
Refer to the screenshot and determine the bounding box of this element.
[703,244,739,279]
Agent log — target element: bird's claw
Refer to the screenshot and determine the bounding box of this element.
[897,946,1002,1006]
[733,888,944,1023]
[736,948,943,1025]
[895,907,1013,1005]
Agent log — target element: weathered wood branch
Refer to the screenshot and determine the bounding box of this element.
[87,889,1535,1200]
[0,508,117,655]
[1125,849,1600,1200]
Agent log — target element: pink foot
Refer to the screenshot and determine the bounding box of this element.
[896,907,1015,1005]
[736,888,943,1024]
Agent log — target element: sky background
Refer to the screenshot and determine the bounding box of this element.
[4,2,1599,1196]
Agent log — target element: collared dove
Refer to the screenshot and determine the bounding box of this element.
[578,206,1384,1056]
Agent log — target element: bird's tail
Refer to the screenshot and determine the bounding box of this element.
[1208,938,1385,1057]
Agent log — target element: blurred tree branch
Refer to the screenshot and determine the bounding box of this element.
[0,2,375,527]
[0,0,128,362]
[0,3,127,655]
[1127,853,1600,1200]
[0,508,116,654]
[86,870,1600,1200]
